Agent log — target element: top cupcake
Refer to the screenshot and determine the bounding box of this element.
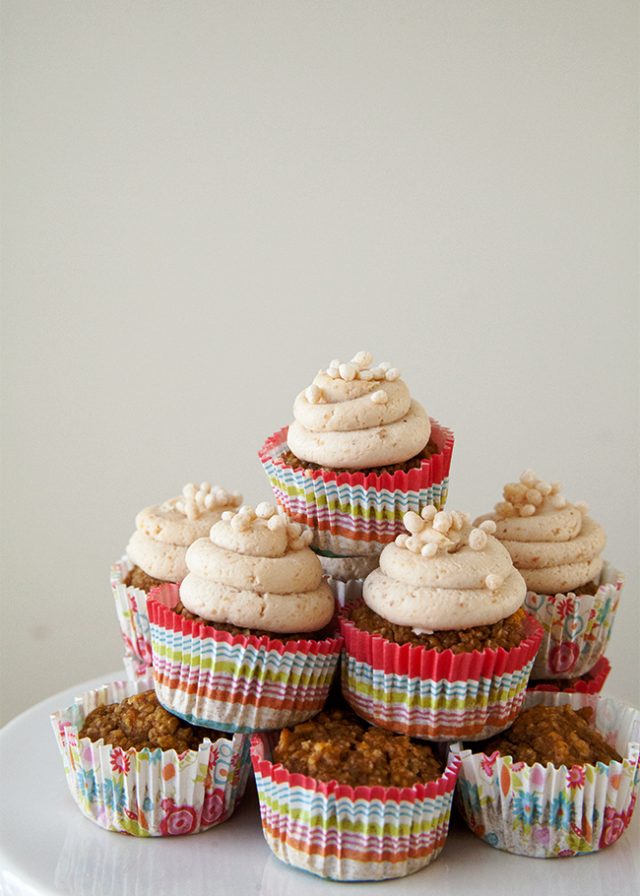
[476,470,606,594]
[287,351,431,469]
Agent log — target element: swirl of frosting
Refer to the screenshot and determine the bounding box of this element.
[179,502,335,633]
[476,471,606,593]
[126,482,242,582]
[362,507,526,630]
[286,352,431,468]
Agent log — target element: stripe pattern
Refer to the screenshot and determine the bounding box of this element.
[148,596,342,733]
[251,736,461,881]
[259,420,454,553]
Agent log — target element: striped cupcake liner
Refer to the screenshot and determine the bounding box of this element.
[525,562,623,680]
[452,691,640,857]
[148,584,342,733]
[340,607,543,741]
[50,676,251,836]
[527,656,611,695]
[251,733,461,881]
[111,555,155,677]
[258,419,454,555]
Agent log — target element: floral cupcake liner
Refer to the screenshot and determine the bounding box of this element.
[339,606,543,741]
[148,583,342,733]
[111,555,155,676]
[452,691,640,857]
[251,732,461,881]
[525,562,623,679]
[258,419,454,555]
[527,656,611,695]
[50,675,251,836]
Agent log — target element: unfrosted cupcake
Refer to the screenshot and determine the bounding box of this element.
[148,502,342,732]
[111,482,241,677]
[340,506,543,741]
[259,351,454,597]
[476,471,623,680]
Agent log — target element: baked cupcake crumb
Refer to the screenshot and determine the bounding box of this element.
[273,708,443,787]
[172,600,333,641]
[123,565,165,592]
[478,704,622,766]
[281,439,440,476]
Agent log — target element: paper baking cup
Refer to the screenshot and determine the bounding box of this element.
[50,675,251,836]
[527,656,611,695]
[148,583,342,733]
[326,576,365,607]
[259,419,454,555]
[111,555,156,677]
[251,733,460,881]
[525,562,623,680]
[340,607,543,741]
[452,691,640,857]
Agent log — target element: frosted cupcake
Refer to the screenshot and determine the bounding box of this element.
[340,506,543,740]
[111,482,242,677]
[476,472,623,680]
[259,351,454,595]
[148,502,342,732]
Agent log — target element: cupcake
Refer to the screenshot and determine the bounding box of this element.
[340,506,543,741]
[111,482,242,676]
[148,502,342,733]
[50,676,251,836]
[476,471,623,679]
[453,691,640,857]
[258,351,454,594]
[251,706,461,881]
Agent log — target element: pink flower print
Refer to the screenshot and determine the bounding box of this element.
[556,597,575,621]
[599,803,633,848]
[480,751,499,777]
[548,641,580,674]
[566,766,586,789]
[159,798,198,836]
[201,790,225,826]
[130,595,138,613]
[110,747,130,775]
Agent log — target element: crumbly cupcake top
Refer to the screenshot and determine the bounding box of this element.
[274,707,443,787]
[179,502,335,633]
[479,704,621,767]
[79,690,215,752]
[362,506,526,631]
[477,471,606,594]
[286,351,431,469]
[126,482,242,583]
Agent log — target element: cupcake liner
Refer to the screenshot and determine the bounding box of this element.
[250,733,461,881]
[527,656,611,695]
[340,605,544,741]
[50,675,251,836]
[148,583,342,733]
[525,562,623,679]
[259,419,454,554]
[326,576,365,607]
[452,691,640,857]
[111,555,155,676]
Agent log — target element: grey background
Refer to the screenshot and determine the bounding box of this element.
[2,1,638,725]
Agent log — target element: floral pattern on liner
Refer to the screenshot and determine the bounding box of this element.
[50,676,251,836]
[524,562,623,680]
[340,606,543,742]
[111,555,154,678]
[527,656,611,695]
[452,692,640,857]
[258,419,454,555]
[148,584,342,733]
[251,733,461,881]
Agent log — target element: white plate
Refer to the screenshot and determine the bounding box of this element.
[1,672,639,896]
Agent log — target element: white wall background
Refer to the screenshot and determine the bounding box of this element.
[2,1,638,725]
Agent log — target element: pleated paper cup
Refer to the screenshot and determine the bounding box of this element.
[50,675,251,836]
[148,583,342,733]
[524,562,623,679]
[258,419,454,556]
[340,605,544,742]
[527,656,611,695]
[452,691,640,857]
[111,555,155,677]
[251,733,461,881]
[326,576,365,608]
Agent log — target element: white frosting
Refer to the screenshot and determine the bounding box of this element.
[179,503,335,633]
[126,482,242,582]
[362,506,526,630]
[287,353,431,468]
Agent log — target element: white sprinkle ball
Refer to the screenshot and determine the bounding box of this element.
[175,501,185,514]
[421,505,437,522]
[267,515,286,531]
[183,483,197,498]
[433,511,452,534]
[287,522,302,538]
[371,389,388,405]
[385,367,400,382]
[403,511,425,534]
[395,534,409,548]
[369,367,384,380]
[485,574,503,591]
[329,359,340,368]
[550,494,567,509]
[359,369,375,381]
[327,366,340,379]
[421,543,438,558]
[339,362,357,381]
[520,470,538,487]
[519,504,536,517]
[378,361,391,372]
[221,510,234,521]
[468,529,488,551]
[305,384,322,404]
[255,502,275,519]
[537,480,552,496]
[479,519,497,534]
[526,489,543,506]
[351,351,373,369]
[204,494,214,510]
[405,536,421,553]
